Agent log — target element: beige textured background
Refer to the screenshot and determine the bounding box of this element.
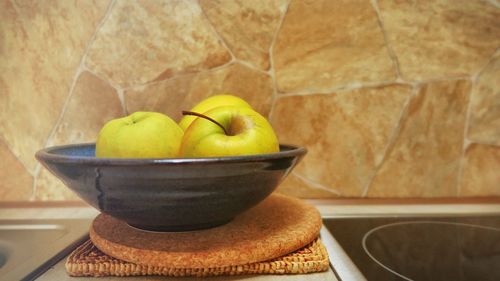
[1,0,499,201]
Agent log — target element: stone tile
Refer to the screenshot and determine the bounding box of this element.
[276,173,340,199]
[0,139,33,201]
[86,0,231,88]
[272,84,412,196]
[200,0,288,70]
[273,0,396,93]
[378,0,500,81]
[460,144,500,196]
[468,54,500,145]
[49,71,123,146]
[125,63,273,122]
[0,0,110,173]
[368,80,472,197]
[35,168,80,201]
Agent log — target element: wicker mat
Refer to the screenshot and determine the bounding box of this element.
[66,237,330,277]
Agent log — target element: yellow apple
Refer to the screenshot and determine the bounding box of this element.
[96,112,183,158]
[178,94,252,131]
[179,106,279,157]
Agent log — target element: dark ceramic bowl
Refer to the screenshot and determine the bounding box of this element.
[35,143,306,232]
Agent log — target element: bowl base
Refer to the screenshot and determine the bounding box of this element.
[128,219,233,232]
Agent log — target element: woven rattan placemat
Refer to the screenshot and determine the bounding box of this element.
[66,238,330,277]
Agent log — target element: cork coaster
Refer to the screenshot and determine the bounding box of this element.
[90,193,322,269]
[66,238,329,277]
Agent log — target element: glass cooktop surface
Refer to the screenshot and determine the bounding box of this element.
[324,215,500,281]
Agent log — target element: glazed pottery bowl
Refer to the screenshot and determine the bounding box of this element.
[36,143,306,232]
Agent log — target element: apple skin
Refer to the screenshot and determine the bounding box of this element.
[179,94,252,131]
[179,106,279,157]
[96,112,183,158]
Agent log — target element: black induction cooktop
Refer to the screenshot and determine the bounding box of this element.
[323,215,500,281]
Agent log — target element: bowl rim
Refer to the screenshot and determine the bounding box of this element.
[35,143,307,165]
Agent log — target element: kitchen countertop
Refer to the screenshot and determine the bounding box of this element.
[1,198,500,281]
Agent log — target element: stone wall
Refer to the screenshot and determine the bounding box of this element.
[1,0,499,200]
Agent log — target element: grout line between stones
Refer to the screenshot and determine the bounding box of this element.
[370,0,403,79]
[455,140,472,198]
[292,172,341,196]
[277,75,474,98]
[122,59,236,91]
[80,65,126,116]
[464,139,500,148]
[233,59,271,76]
[197,0,236,62]
[486,0,500,8]
[361,84,419,197]
[405,75,472,86]
[456,50,498,197]
[278,80,403,97]
[116,88,127,116]
[456,79,475,197]
[30,162,43,201]
[81,65,122,90]
[32,0,117,200]
[267,0,290,123]
[0,133,37,200]
[0,133,36,177]
[472,48,499,80]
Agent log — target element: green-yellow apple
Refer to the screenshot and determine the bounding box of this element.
[96,111,183,158]
[179,106,279,157]
[178,94,252,131]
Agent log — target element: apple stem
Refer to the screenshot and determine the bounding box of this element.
[182,110,229,135]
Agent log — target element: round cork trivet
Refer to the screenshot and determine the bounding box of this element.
[89,193,322,269]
